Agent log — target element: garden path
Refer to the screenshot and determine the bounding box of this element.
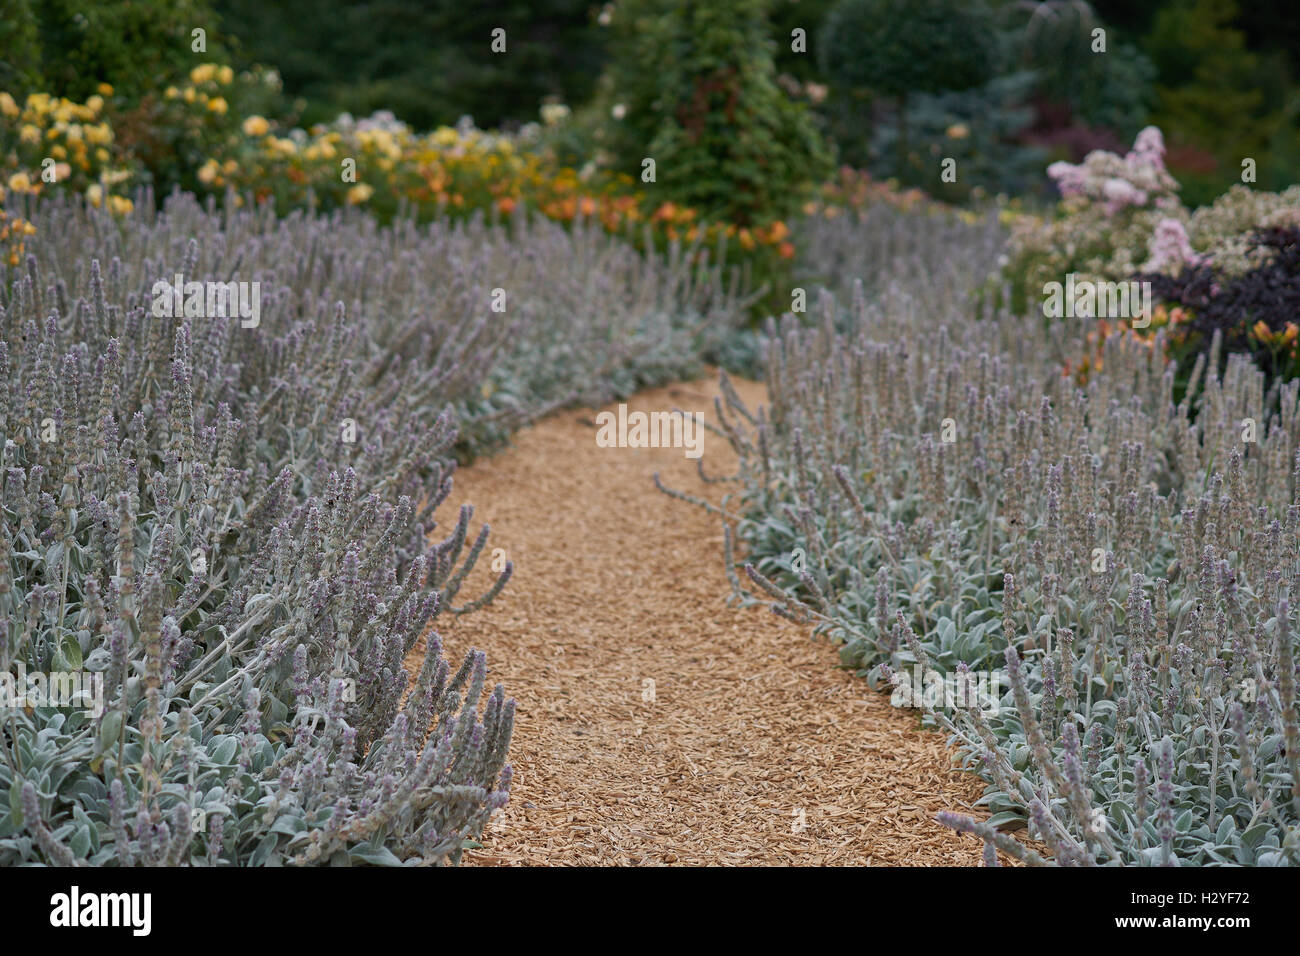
[406,374,1000,865]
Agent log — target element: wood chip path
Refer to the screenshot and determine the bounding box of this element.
[406,375,1006,865]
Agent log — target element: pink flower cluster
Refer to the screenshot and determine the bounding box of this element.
[1143,217,1203,274]
[1047,126,1179,216]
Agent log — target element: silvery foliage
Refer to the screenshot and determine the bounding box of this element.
[676,206,1300,865]
[25,193,752,459]
[0,189,745,866]
[793,202,1007,325]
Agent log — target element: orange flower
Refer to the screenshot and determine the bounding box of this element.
[738,228,755,250]
[496,196,517,215]
[778,241,795,260]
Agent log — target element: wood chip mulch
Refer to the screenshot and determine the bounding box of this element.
[405,374,1019,865]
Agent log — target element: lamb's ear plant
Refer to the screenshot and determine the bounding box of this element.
[665,197,1300,866]
[1,185,752,865]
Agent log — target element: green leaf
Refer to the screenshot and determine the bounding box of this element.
[210,736,238,765]
[70,825,92,859]
[269,814,305,837]
[349,843,404,866]
[59,634,83,671]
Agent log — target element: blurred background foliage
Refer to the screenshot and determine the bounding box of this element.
[1,0,1297,210]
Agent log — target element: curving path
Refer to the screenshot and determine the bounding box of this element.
[407,375,1004,865]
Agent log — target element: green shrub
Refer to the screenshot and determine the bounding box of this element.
[32,0,227,103]
[592,0,831,228]
[0,0,43,97]
[819,0,998,99]
[1007,0,1155,139]
[865,73,1046,202]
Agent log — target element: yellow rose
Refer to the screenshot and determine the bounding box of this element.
[19,124,40,144]
[183,88,197,104]
[96,83,114,96]
[86,95,104,114]
[190,64,217,84]
[107,195,133,215]
[242,115,270,137]
[86,183,104,206]
[346,183,374,204]
[0,93,18,117]
[197,159,220,185]
[218,65,234,85]
[207,97,228,115]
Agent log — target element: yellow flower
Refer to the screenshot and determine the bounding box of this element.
[222,159,238,174]
[190,64,218,85]
[945,123,970,139]
[197,159,220,185]
[107,195,133,215]
[7,172,33,192]
[86,183,104,206]
[218,65,234,85]
[346,183,374,204]
[19,124,40,144]
[96,83,114,96]
[165,86,180,100]
[432,126,459,147]
[85,123,112,146]
[1252,320,1272,343]
[207,97,228,115]
[95,147,110,162]
[85,95,104,114]
[242,115,270,137]
[0,93,17,117]
[183,87,197,103]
